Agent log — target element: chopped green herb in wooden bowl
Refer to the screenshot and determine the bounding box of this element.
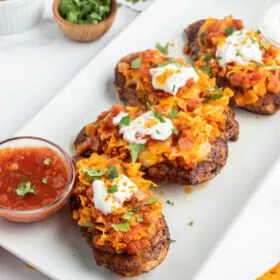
[53,0,117,42]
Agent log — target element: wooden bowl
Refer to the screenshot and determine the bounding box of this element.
[53,0,117,42]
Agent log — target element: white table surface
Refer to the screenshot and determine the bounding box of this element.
[0,0,153,279]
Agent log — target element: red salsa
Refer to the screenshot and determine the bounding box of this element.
[0,147,68,211]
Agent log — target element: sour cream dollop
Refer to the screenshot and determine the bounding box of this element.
[93,175,137,214]
[216,29,263,66]
[149,64,198,95]
[261,3,280,47]
[113,111,173,144]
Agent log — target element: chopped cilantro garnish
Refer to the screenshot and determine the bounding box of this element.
[199,32,207,45]
[59,0,111,25]
[166,200,174,206]
[107,184,118,193]
[204,54,213,62]
[16,182,35,196]
[201,65,212,76]
[250,37,257,44]
[156,129,161,135]
[266,65,280,70]
[128,143,145,162]
[225,27,236,36]
[122,212,134,220]
[112,223,131,232]
[44,157,52,165]
[146,197,158,205]
[169,239,176,243]
[136,217,144,223]
[203,93,223,103]
[216,56,222,60]
[172,84,176,93]
[155,42,169,55]
[236,49,243,57]
[84,222,93,228]
[188,221,194,226]
[172,127,180,136]
[131,58,142,69]
[83,168,106,181]
[152,108,166,123]
[261,41,269,52]
[134,206,141,212]
[42,177,48,184]
[108,165,119,179]
[117,115,130,127]
[169,108,179,118]
[256,29,262,35]
[156,59,182,68]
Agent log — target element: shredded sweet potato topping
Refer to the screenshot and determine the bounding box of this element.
[72,153,163,255]
[118,49,234,131]
[257,263,280,280]
[85,104,219,169]
[185,15,280,106]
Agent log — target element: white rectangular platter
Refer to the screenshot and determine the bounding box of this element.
[0,0,279,279]
[194,160,280,280]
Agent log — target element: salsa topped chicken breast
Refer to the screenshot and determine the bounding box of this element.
[70,153,170,277]
[115,50,239,141]
[74,104,228,185]
[184,16,280,114]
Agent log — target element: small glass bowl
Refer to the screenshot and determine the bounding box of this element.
[0,136,75,223]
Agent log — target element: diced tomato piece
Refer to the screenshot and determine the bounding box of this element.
[267,75,280,94]
[127,243,138,255]
[178,134,194,151]
[139,238,150,249]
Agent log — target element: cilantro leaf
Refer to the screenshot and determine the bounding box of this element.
[236,49,243,57]
[155,42,169,55]
[112,223,131,232]
[261,41,269,52]
[206,87,216,92]
[204,54,213,62]
[203,93,223,103]
[42,177,48,184]
[131,58,142,69]
[83,168,105,181]
[172,127,180,136]
[169,108,179,118]
[44,158,52,165]
[188,221,194,226]
[108,166,119,179]
[225,27,236,36]
[170,239,176,243]
[128,143,145,162]
[16,182,35,196]
[166,200,174,206]
[84,222,93,227]
[201,65,212,76]
[107,184,118,193]
[122,212,134,219]
[136,217,144,223]
[117,115,130,127]
[266,65,280,70]
[146,197,158,205]
[152,108,165,123]
[134,206,141,212]
[156,59,182,68]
